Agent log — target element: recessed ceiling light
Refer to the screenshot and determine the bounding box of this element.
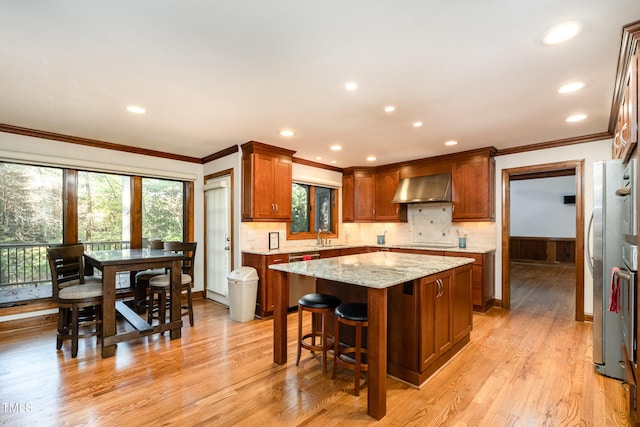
[413,121,423,127]
[316,156,322,160]
[558,82,585,93]
[345,82,358,91]
[330,160,337,164]
[126,105,146,114]
[279,129,295,137]
[384,106,396,113]
[543,21,581,45]
[330,144,342,151]
[367,156,377,161]
[444,140,458,146]
[566,114,587,122]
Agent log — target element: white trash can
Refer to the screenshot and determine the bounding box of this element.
[227,267,259,322]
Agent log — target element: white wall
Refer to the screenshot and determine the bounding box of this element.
[495,139,612,315]
[0,132,206,297]
[202,149,242,270]
[510,176,576,238]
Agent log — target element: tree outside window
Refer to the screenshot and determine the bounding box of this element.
[142,178,184,243]
[288,183,337,240]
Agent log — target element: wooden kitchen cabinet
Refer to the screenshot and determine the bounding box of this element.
[394,247,494,313]
[451,264,473,343]
[451,151,495,222]
[420,272,452,371]
[343,148,496,223]
[387,264,472,385]
[613,50,638,162]
[342,167,376,222]
[445,250,495,312]
[320,248,342,258]
[241,141,295,222]
[374,168,407,222]
[241,252,288,317]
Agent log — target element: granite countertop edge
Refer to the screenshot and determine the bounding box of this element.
[268,252,475,289]
[242,243,495,256]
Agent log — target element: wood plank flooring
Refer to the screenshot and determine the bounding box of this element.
[0,262,632,425]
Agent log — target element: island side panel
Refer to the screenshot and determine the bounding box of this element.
[272,269,289,364]
[368,286,388,420]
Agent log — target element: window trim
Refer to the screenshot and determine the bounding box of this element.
[287,183,338,241]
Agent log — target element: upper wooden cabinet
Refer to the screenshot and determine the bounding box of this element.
[613,50,638,162]
[342,167,407,223]
[451,152,496,222]
[342,167,375,222]
[375,168,407,222]
[241,141,295,222]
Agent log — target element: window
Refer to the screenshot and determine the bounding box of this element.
[0,162,63,303]
[288,183,337,240]
[142,178,184,243]
[0,160,192,306]
[77,171,130,249]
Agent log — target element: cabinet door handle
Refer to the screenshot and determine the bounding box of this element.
[275,203,278,212]
[271,203,275,213]
[622,381,631,392]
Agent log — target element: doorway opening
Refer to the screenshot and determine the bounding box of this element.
[501,160,585,321]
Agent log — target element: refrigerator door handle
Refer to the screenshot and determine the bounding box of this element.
[587,209,594,276]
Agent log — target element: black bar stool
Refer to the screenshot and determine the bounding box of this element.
[332,302,368,396]
[297,293,341,373]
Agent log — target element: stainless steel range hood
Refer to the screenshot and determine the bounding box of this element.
[391,173,452,203]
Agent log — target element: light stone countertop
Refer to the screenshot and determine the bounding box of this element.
[268,251,475,289]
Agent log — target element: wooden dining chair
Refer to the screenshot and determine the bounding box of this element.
[47,244,103,358]
[133,239,165,313]
[147,241,197,328]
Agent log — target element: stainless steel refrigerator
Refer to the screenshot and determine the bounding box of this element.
[591,159,624,380]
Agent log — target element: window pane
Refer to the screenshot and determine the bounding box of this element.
[78,171,130,249]
[0,162,63,303]
[142,178,184,243]
[291,183,310,233]
[314,187,334,233]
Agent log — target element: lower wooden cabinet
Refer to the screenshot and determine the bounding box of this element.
[445,250,495,312]
[241,252,288,317]
[419,271,452,371]
[388,264,473,386]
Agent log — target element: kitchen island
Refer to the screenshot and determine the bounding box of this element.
[269,251,474,420]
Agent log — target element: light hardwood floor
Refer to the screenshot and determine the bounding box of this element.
[0,262,632,426]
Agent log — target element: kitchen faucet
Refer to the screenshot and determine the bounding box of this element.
[317,229,327,246]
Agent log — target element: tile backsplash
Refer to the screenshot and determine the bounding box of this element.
[241,202,496,252]
[411,203,454,244]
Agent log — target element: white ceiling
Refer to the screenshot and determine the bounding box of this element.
[1,1,639,167]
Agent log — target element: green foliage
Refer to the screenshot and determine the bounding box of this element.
[78,172,125,243]
[142,178,183,241]
[0,163,63,244]
[291,183,309,233]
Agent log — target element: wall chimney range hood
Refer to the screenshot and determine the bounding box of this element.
[391,173,452,203]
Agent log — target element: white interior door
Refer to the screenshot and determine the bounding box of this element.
[205,176,231,306]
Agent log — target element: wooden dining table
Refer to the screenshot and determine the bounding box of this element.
[84,248,184,358]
